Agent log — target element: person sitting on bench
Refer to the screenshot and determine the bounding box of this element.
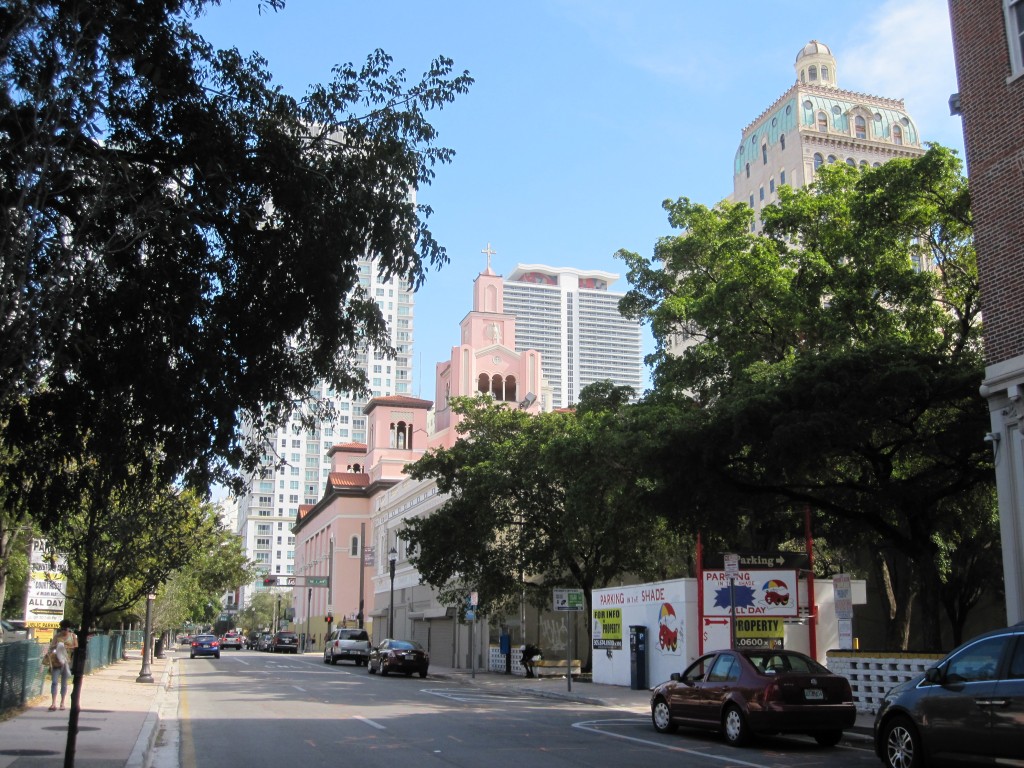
[521,643,542,678]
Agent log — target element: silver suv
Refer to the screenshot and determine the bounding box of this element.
[323,627,371,666]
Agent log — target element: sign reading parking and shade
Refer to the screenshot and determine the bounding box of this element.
[702,570,799,617]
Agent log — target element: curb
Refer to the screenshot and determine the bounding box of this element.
[127,657,175,768]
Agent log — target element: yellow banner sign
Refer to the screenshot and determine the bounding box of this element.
[734,617,784,639]
[592,608,622,649]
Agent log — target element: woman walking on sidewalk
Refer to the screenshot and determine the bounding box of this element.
[45,619,77,711]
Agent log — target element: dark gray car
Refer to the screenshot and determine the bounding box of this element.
[874,622,1024,768]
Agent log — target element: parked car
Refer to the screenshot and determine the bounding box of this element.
[220,631,243,650]
[323,627,372,666]
[873,622,1024,768]
[256,633,273,652]
[245,632,260,649]
[179,634,193,647]
[189,633,220,659]
[1,618,28,643]
[650,649,855,747]
[367,639,429,677]
[271,631,299,654]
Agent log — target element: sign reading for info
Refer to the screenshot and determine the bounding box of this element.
[592,608,623,649]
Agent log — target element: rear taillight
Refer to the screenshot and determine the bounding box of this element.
[763,682,780,704]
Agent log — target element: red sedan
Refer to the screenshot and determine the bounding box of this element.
[651,649,855,747]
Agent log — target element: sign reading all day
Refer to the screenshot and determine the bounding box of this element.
[592,608,623,649]
[24,538,67,630]
[702,570,799,617]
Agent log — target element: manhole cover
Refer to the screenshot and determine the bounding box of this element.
[0,749,60,756]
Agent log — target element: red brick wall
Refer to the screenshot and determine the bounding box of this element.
[950,1,1024,364]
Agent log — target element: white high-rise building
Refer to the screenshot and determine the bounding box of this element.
[234,258,413,609]
[503,264,643,410]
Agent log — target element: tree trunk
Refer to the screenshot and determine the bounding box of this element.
[876,551,915,650]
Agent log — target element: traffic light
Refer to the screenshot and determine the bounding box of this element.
[262,576,277,586]
[325,614,334,625]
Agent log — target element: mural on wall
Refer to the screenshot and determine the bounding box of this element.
[657,603,680,654]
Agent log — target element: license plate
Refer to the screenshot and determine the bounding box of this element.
[804,688,824,700]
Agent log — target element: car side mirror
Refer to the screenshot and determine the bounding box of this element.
[924,666,944,685]
[670,672,681,682]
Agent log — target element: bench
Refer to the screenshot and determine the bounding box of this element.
[533,659,582,677]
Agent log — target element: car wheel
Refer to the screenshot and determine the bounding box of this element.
[380,664,389,676]
[651,697,677,734]
[813,730,843,747]
[722,705,750,747]
[367,660,376,674]
[330,652,339,665]
[882,716,920,768]
[419,670,428,679]
[190,652,195,659]
[215,653,220,659]
[323,651,330,665]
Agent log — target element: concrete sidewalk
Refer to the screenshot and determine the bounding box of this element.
[0,650,172,768]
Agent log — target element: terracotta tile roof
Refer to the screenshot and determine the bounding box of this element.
[297,504,315,520]
[327,443,367,455]
[328,472,370,488]
[363,394,433,413]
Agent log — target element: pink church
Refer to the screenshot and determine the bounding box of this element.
[291,258,543,663]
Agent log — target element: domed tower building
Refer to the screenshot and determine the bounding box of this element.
[733,40,926,234]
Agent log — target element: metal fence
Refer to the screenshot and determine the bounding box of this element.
[0,633,126,716]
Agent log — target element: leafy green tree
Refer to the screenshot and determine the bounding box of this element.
[620,146,992,650]
[152,524,255,636]
[402,387,687,668]
[236,592,278,636]
[0,0,472,502]
[46,453,231,766]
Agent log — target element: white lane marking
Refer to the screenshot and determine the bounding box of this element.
[421,687,539,704]
[293,685,306,692]
[354,716,386,730]
[572,720,772,768]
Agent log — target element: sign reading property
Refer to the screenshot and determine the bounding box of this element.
[592,608,623,649]
[733,616,785,649]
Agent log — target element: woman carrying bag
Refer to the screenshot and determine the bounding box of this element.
[44,619,77,711]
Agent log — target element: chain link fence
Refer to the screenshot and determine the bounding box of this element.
[0,632,129,716]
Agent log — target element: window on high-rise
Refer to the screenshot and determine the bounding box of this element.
[780,170,786,186]
[761,144,768,164]
[855,115,866,139]
[892,124,903,145]
[809,65,817,81]
[817,111,828,132]
[813,153,823,170]
[821,65,829,82]
[779,134,785,150]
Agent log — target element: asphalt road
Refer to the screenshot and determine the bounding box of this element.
[176,650,880,768]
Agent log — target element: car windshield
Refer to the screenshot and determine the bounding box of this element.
[195,635,215,642]
[340,630,367,640]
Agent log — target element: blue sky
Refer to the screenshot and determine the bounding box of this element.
[195,0,963,400]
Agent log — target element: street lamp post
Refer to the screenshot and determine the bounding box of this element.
[136,593,155,683]
[388,547,397,638]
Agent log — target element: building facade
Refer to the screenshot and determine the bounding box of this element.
[503,264,644,409]
[733,41,925,232]
[948,0,1024,624]
[292,259,544,663]
[234,258,414,609]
